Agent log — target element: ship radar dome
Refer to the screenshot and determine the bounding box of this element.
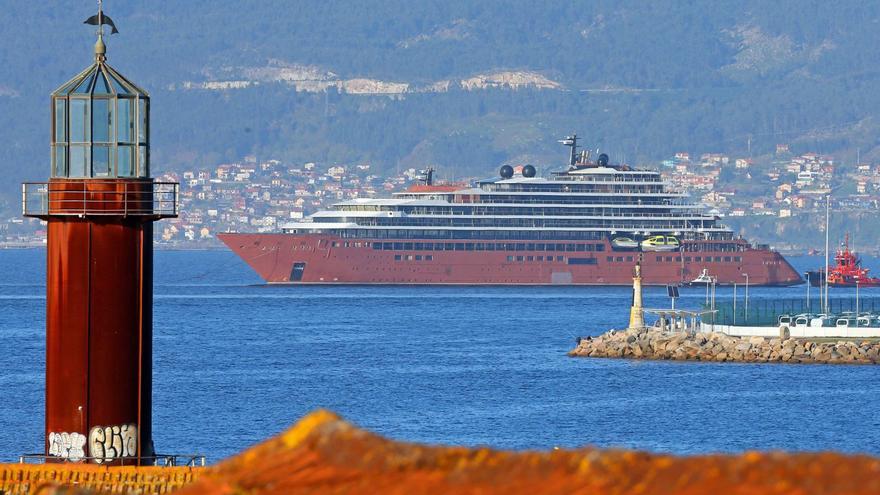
[499,165,514,179]
[522,165,536,177]
[597,153,609,167]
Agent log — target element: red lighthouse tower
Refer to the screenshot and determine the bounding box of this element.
[22,5,177,464]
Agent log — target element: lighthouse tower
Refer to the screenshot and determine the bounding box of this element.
[22,4,177,464]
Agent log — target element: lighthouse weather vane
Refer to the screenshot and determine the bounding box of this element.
[84,0,119,37]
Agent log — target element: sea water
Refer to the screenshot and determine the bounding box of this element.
[1,249,879,462]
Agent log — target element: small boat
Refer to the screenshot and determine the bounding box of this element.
[690,269,713,284]
[641,235,680,252]
[611,236,639,249]
[807,234,880,288]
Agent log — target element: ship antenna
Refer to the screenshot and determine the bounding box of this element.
[558,133,579,167]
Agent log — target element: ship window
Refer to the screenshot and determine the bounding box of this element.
[394,255,402,261]
[404,243,413,250]
[537,256,544,261]
[656,256,663,262]
[546,244,555,252]
[445,243,454,250]
[516,243,525,251]
[466,243,475,251]
[568,257,597,265]
[414,243,423,250]
[596,244,605,251]
[695,256,702,262]
[332,241,338,247]
[527,256,534,261]
[556,244,565,251]
[566,244,576,252]
[486,244,495,251]
[394,242,404,250]
[676,257,682,262]
[556,256,564,262]
[507,255,514,262]
[455,243,465,250]
[536,243,546,250]
[616,256,624,262]
[585,245,593,252]
[685,257,691,262]
[607,256,613,262]
[665,257,673,262]
[372,243,381,250]
[724,256,732,262]
[383,242,393,250]
[516,256,524,261]
[715,256,722,262]
[476,243,485,250]
[735,256,742,262]
[626,256,633,262]
[576,245,586,252]
[426,255,433,261]
[406,255,413,261]
[415,255,422,261]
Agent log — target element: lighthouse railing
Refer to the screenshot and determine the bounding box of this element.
[22,181,178,218]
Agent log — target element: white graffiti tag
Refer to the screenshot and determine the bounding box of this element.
[88,424,138,464]
[48,431,87,461]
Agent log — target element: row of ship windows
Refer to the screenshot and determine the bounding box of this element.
[362,241,607,252]
[384,253,743,264]
[393,253,574,263]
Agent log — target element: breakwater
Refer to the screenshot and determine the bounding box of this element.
[569,328,880,364]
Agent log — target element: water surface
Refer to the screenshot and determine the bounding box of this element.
[1,249,878,462]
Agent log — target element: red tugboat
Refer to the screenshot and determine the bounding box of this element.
[807,234,880,287]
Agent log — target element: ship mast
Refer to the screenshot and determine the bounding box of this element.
[559,134,578,167]
[823,194,830,314]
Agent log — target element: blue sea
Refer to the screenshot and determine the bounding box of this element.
[1,249,879,463]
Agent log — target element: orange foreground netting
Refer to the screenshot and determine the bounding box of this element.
[5,410,880,495]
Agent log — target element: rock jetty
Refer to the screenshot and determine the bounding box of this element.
[569,328,880,364]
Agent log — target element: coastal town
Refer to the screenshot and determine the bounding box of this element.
[3,145,879,251]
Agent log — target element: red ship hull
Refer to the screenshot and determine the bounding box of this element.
[219,233,802,286]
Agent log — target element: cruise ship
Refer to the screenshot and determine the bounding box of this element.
[220,136,802,286]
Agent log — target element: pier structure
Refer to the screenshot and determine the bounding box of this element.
[22,4,177,465]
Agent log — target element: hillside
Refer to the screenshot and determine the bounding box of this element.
[2,1,880,201]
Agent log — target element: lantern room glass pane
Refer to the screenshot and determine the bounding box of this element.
[109,74,131,95]
[54,100,66,143]
[117,99,132,142]
[93,72,111,94]
[118,145,133,177]
[73,74,95,94]
[53,145,67,177]
[69,145,89,177]
[93,146,110,177]
[138,145,148,177]
[137,99,147,143]
[70,99,89,142]
[92,99,112,143]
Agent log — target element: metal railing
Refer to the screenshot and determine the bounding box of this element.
[18,453,206,467]
[22,181,178,218]
[706,297,880,326]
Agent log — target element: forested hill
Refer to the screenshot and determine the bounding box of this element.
[1,1,880,201]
